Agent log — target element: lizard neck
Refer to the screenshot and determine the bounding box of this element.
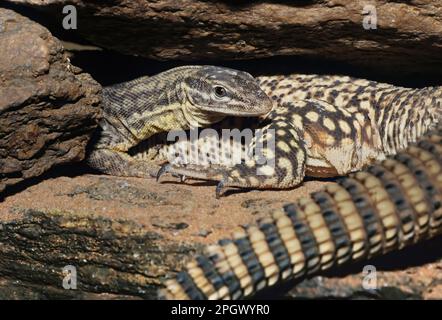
[118,75,202,140]
[181,101,226,128]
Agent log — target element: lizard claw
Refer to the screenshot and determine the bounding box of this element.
[215,180,225,199]
[156,163,171,182]
[157,163,188,183]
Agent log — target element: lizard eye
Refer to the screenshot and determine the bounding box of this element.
[214,86,227,98]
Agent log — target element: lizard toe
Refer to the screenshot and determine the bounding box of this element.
[215,179,226,199]
[156,163,172,182]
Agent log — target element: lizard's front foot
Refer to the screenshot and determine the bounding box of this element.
[157,159,305,198]
[156,163,189,183]
[157,163,229,198]
[156,163,246,198]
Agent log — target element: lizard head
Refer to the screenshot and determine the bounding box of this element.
[182,66,273,121]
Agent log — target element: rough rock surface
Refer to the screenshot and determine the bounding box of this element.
[6,0,442,76]
[0,174,440,299]
[0,8,101,194]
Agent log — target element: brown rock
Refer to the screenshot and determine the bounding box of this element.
[6,0,442,76]
[0,8,101,193]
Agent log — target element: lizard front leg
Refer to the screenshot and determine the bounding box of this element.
[157,116,307,197]
[87,122,161,178]
[87,147,161,178]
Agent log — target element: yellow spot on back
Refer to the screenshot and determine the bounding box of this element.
[291,114,304,127]
[335,95,345,106]
[355,112,366,123]
[295,92,307,100]
[346,106,358,113]
[339,120,351,135]
[306,111,319,122]
[323,103,336,112]
[277,141,291,153]
[360,100,371,110]
[323,118,336,131]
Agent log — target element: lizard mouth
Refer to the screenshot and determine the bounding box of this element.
[205,100,273,117]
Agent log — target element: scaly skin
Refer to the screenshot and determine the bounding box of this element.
[160,126,442,300]
[158,74,441,197]
[87,66,272,178]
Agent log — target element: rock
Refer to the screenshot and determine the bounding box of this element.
[1,173,440,299]
[6,0,442,76]
[0,8,101,194]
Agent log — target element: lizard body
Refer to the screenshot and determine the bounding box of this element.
[158,74,441,197]
[160,126,442,299]
[87,65,273,177]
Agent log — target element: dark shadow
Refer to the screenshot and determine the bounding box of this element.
[67,49,442,88]
[220,187,255,198]
[0,162,95,202]
[158,180,218,187]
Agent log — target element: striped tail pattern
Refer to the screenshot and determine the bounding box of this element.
[159,127,442,300]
